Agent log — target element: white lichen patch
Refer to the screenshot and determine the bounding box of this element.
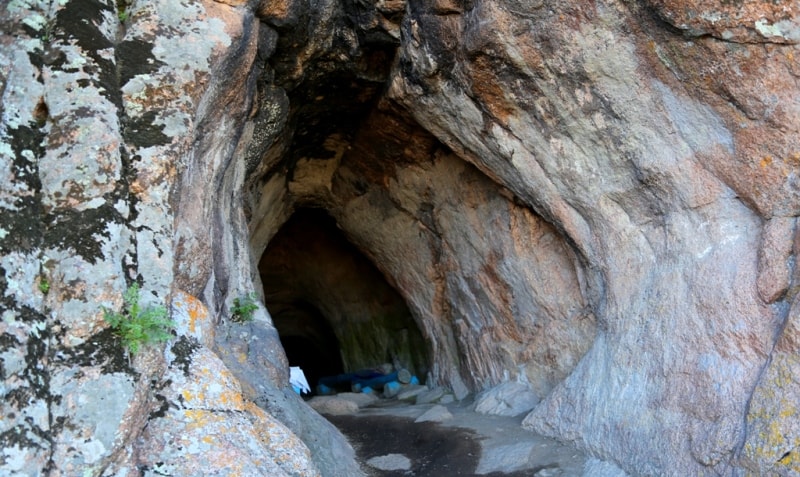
[0,347,26,377]
[0,143,37,211]
[45,230,130,344]
[755,18,800,42]
[49,369,136,468]
[156,110,190,137]
[120,75,154,115]
[35,34,122,209]
[20,11,47,31]
[130,177,174,303]
[7,0,49,16]
[0,49,45,130]
[0,251,42,310]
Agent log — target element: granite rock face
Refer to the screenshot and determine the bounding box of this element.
[1,0,799,476]
[0,1,355,475]
[382,1,798,475]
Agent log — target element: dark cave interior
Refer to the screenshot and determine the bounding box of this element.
[258,208,429,394]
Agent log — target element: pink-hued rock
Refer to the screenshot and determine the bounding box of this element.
[2,0,798,475]
[138,345,320,476]
[381,1,798,474]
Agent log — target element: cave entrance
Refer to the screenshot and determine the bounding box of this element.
[258,208,429,395]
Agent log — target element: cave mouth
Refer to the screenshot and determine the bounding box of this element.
[259,208,429,394]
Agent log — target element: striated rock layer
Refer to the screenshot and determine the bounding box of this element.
[1,0,798,476]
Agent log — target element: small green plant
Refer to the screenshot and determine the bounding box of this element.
[40,18,56,44]
[230,293,259,323]
[38,277,50,294]
[104,283,175,354]
[117,0,131,22]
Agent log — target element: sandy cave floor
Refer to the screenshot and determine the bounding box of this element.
[325,398,586,477]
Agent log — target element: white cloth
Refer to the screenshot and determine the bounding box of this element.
[289,366,310,394]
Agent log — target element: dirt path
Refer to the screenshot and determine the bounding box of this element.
[324,400,585,476]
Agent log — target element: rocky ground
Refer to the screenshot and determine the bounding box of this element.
[322,397,586,477]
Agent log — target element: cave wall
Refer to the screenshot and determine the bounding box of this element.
[259,208,429,382]
[1,0,798,476]
[383,1,799,475]
[324,103,597,399]
[244,0,800,474]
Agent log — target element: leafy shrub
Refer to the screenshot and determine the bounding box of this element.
[230,293,259,323]
[104,283,175,354]
[38,277,50,294]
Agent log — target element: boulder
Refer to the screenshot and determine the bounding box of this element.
[474,382,540,417]
[416,388,447,405]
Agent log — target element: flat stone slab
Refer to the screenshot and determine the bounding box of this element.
[396,384,427,401]
[416,387,446,405]
[307,396,359,415]
[476,441,537,474]
[415,404,453,423]
[336,392,379,408]
[366,453,412,471]
[474,381,539,417]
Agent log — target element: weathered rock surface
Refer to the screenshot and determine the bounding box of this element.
[383,1,799,475]
[414,404,453,423]
[2,0,799,476]
[307,392,379,416]
[0,1,358,476]
[415,387,447,405]
[366,453,412,472]
[582,458,630,477]
[474,381,540,417]
[396,384,427,401]
[307,395,360,416]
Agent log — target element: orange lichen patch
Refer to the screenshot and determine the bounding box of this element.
[219,389,244,408]
[182,409,225,430]
[130,180,147,198]
[760,156,773,168]
[171,290,210,339]
[243,401,318,473]
[181,389,196,403]
[185,295,207,334]
[176,348,249,412]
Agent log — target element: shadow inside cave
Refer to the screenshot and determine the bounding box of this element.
[259,208,430,395]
